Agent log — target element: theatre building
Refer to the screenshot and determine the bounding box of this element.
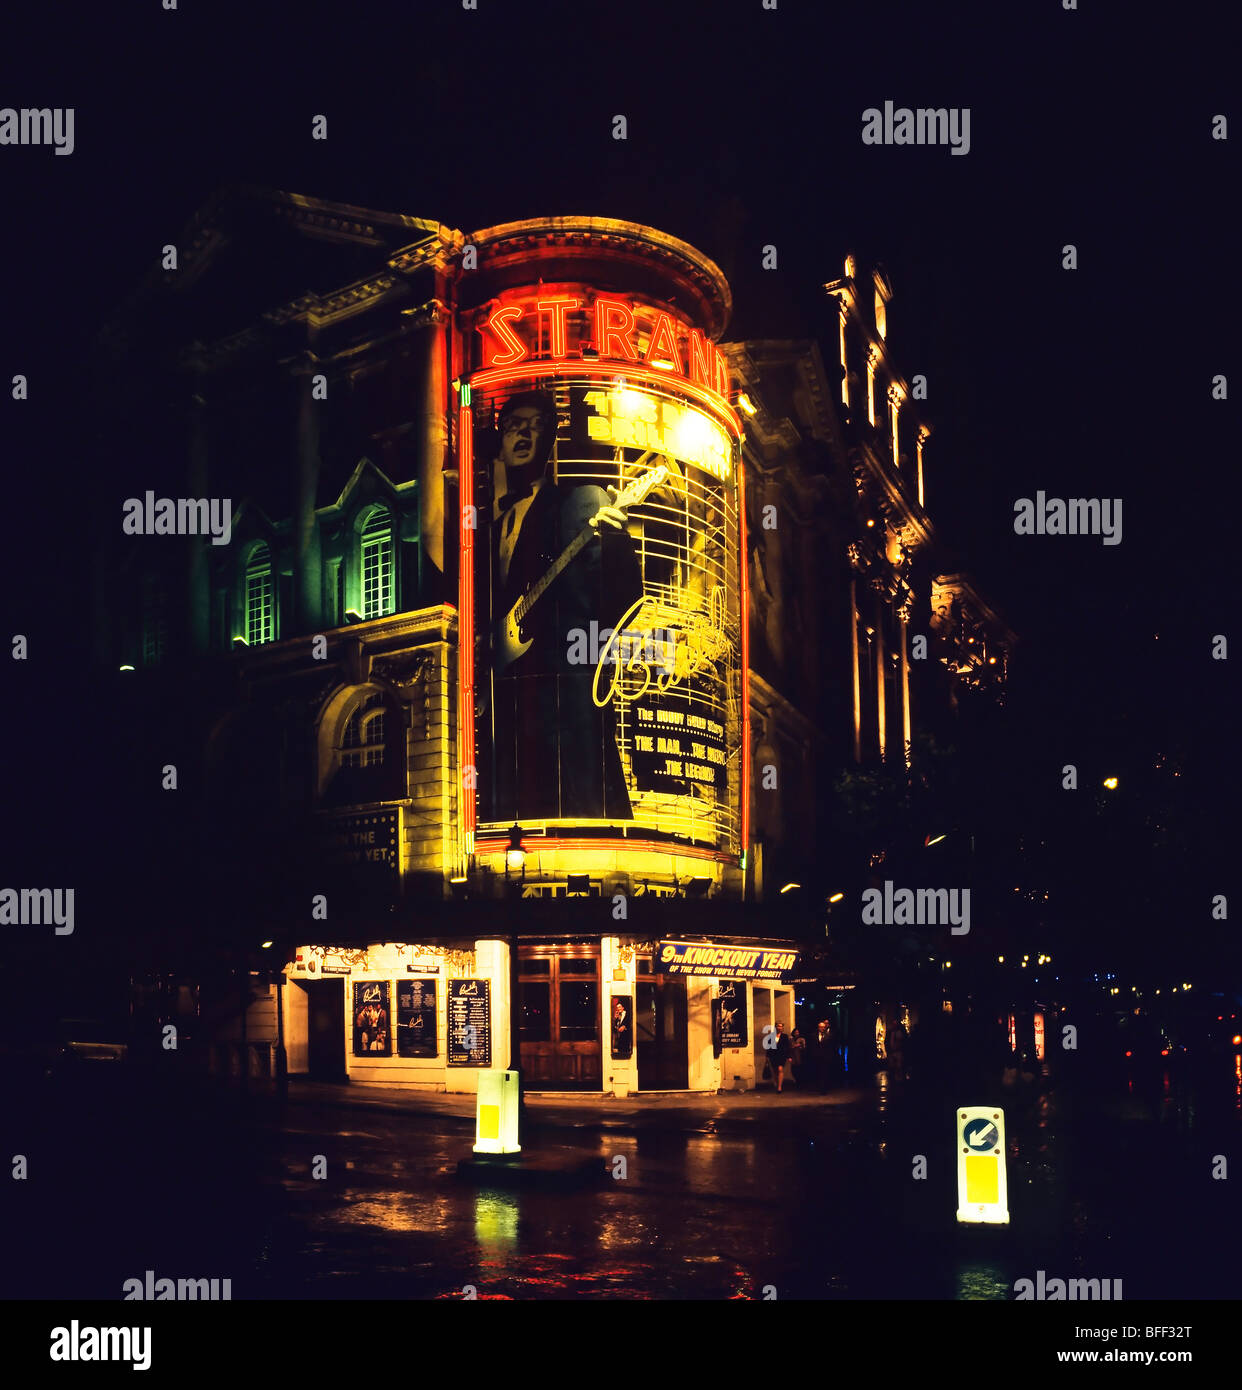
[95,193,827,1095]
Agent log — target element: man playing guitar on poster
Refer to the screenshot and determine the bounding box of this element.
[483,389,647,823]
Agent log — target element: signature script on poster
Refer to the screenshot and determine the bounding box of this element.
[592,597,730,707]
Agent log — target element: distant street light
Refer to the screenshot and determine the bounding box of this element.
[780,882,801,894]
[828,892,845,904]
[1103,777,1118,790]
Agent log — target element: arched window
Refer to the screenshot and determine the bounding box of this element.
[341,691,387,769]
[361,506,394,619]
[245,544,274,645]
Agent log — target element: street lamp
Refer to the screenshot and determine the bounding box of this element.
[505,824,526,882]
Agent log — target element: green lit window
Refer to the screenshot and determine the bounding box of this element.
[141,575,167,668]
[361,508,394,620]
[342,692,387,769]
[246,545,274,645]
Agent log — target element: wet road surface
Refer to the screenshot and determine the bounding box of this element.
[5,1059,1238,1300]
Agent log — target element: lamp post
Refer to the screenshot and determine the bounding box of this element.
[504,824,527,1127]
[262,938,288,1101]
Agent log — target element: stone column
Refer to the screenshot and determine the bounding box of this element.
[293,353,323,633]
[873,587,887,761]
[405,297,449,577]
[849,576,862,763]
[187,371,211,656]
[899,609,912,769]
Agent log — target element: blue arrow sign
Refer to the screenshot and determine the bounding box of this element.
[964,1118,999,1151]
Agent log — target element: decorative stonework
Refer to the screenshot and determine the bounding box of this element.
[398,298,449,330]
[371,652,438,692]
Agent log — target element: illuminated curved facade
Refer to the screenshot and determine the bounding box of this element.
[450,218,749,898]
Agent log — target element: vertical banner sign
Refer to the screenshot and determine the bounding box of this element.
[956,1107,1010,1224]
[352,981,391,1056]
[611,993,633,1059]
[447,979,492,1067]
[717,980,747,1047]
[466,283,743,855]
[396,978,438,1058]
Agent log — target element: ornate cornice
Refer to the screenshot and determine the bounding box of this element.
[388,231,465,275]
[263,272,400,328]
[466,216,733,337]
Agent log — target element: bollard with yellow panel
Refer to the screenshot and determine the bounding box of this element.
[956,1106,1008,1224]
[474,1069,521,1155]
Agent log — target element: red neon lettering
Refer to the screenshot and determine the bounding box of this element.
[643,311,683,373]
[594,297,638,361]
[536,297,581,359]
[484,305,528,367]
[713,344,731,399]
[688,329,715,389]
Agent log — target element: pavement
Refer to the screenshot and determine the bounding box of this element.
[268,1074,872,1136]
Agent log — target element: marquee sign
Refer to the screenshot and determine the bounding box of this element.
[316,809,400,879]
[656,941,799,981]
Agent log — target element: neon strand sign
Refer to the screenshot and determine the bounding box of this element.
[478,291,733,407]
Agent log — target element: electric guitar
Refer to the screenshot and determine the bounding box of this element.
[493,461,669,672]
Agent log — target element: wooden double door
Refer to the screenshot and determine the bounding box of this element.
[518,945,602,1089]
[637,973,688,1090]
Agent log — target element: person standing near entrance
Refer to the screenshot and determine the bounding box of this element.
[771,1020,793,1093]
[813,1017,834,1092]
[886,1012,908,1080]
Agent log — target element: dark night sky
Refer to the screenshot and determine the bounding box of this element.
[2,0,1234,869]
